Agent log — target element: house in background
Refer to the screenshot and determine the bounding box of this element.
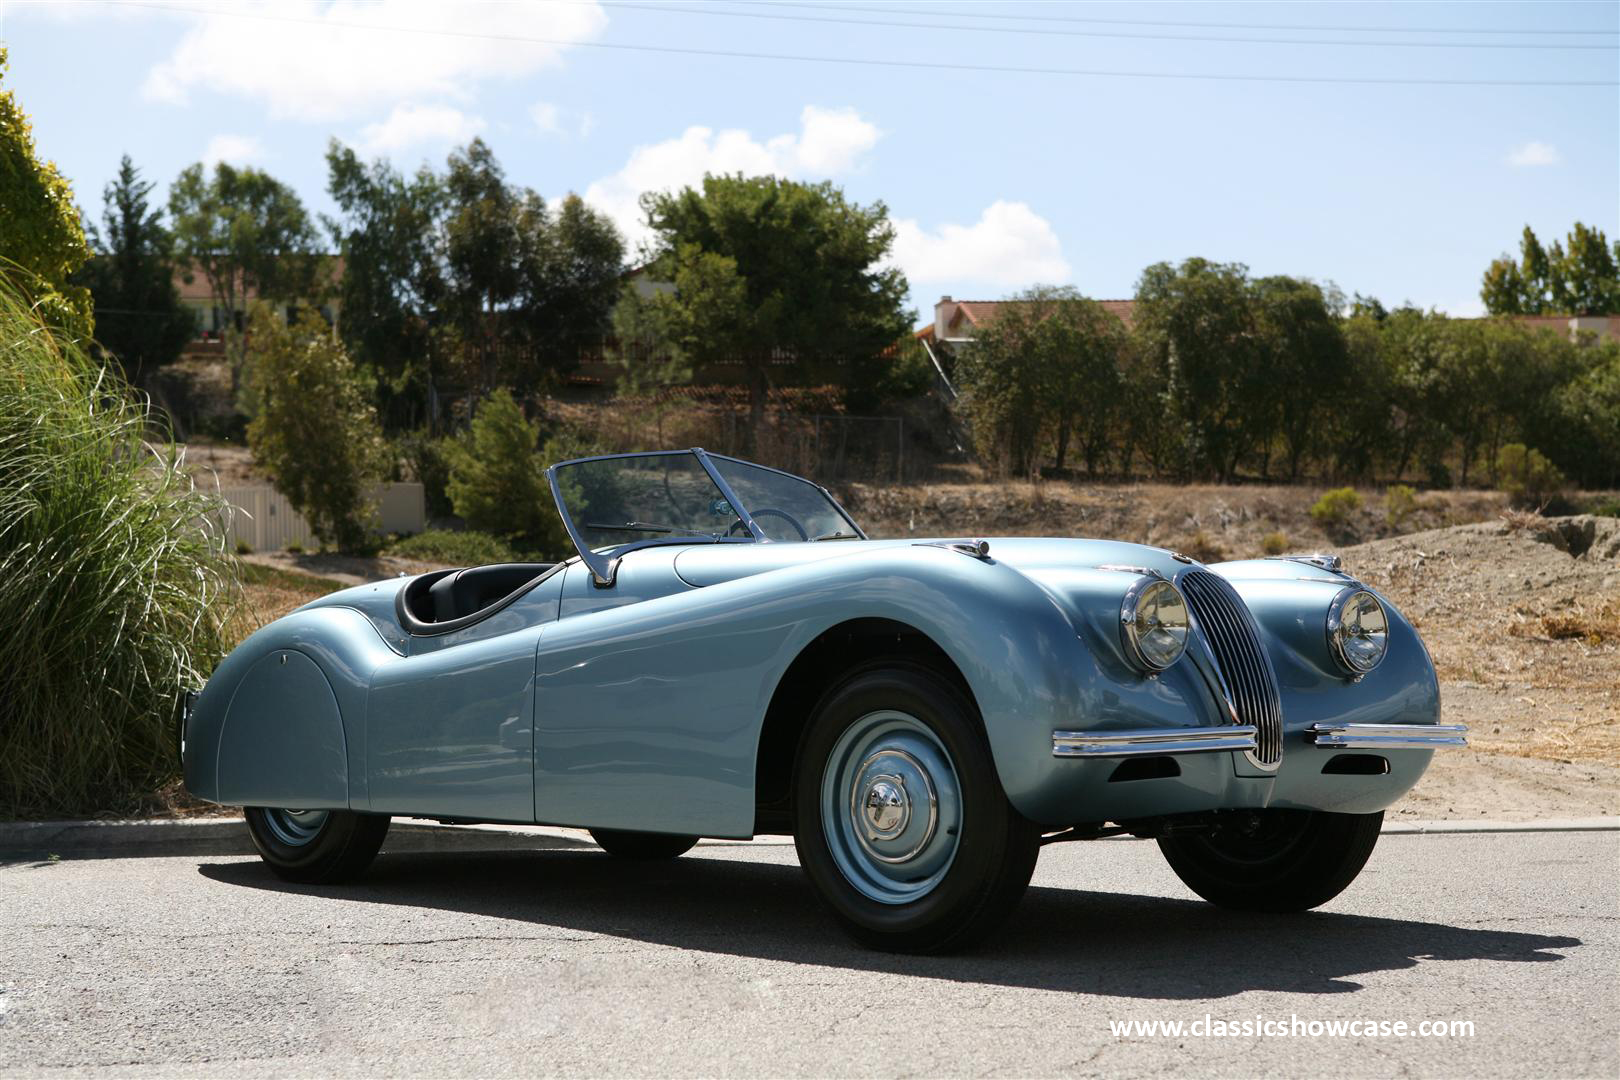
[174,257,343,363]
[917,296,1137,351]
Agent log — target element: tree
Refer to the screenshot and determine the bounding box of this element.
[443,139,522,394]
[74,156,194,386]
[329,137,624,417]
[1481,223,1619,315]
[951,287,1128,477]
[512,192,625,388]
[169,162,322,410]
[1132,259,1271,481]
[642,174,910,445]
[325,140,448,430]
[0,47,92,334]
[1252,276,1348,480]
[246,305,385,552]
[444,389,572,555]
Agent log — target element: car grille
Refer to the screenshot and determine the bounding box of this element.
[1179,570,1284,764]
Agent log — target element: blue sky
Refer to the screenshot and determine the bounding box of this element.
[3,0,1616,320]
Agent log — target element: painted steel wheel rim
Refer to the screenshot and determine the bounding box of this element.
[820,710,962,905]
[261,808,330,848]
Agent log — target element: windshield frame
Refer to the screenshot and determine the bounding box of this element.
[545,447,865,586]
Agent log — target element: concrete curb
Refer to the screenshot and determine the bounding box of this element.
[3,815,1614,859]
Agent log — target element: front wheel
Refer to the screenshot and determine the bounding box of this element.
[1157,809,1383,912]
[793,665,1039,954]
[243,807,390,884]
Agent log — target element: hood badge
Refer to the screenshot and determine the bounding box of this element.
[1169,551,1194,564]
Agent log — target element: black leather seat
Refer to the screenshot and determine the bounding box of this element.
[426,563,554,622]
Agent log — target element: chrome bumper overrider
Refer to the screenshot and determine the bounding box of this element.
[1307,722,1468,749]
[1052,725,1258,758]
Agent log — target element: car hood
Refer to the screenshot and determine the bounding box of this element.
[672,536,1201,588]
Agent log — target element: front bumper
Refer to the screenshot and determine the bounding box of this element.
[1052,721,1467,758]
[1052,725,1258,758]
[1306,722,1469,749]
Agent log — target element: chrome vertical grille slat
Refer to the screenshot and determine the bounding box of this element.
[1179,571,1284,764]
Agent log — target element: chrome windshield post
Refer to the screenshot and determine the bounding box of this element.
[692,447,767,543]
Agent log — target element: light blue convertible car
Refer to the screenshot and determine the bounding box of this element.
[183,449,1465,952]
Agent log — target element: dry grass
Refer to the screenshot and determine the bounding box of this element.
[844,479,1512,557]
[1345,517,1620,768]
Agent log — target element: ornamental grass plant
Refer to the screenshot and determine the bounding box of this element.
[0,279,237,818]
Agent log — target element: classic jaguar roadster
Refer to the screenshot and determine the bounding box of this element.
[183,449,1465,952]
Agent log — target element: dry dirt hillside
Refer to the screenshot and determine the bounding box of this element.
[845,479,1508,561]
[1342,515,1619,821]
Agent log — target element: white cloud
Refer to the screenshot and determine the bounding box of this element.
[889,201,1071,288]
[357,103,484,155]
[530,101,594,138]
[531,101,564,135]
[583,106,881,249]
[142,1,608,122]
[201,134,266,167]
[1507,141,1562,167]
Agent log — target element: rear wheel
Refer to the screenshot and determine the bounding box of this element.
[243,807,390,884]
[1157,809,1383,911]
[589,828,698,860]
[793,665,1039,954]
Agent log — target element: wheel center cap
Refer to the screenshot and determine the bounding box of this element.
[862,775,910,840]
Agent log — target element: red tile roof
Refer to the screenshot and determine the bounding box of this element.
[945,298,1136,332]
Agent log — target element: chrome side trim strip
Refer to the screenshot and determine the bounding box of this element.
[1053,725,1258,758]
[1308,722,1469,749]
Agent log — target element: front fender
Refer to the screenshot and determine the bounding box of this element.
[184,606,397,808]
[532,545,1219,833]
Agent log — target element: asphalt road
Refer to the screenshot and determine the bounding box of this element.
[1,829,1615,1078]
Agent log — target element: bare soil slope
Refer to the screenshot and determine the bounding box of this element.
[1344,516,1620,820]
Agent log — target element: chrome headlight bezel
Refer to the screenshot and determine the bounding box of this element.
[1120,577,1190,673]
[1326,587,1389,676]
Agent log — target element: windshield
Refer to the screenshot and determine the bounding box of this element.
[551,452,741,553]
[547,449,866,583]
[707,455,860,542]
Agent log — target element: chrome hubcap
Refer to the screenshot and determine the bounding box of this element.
[261,808,329,847]
[822,710,961,905]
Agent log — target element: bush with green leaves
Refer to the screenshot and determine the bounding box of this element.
[1260,531,1289,556]
[247,304,386,553]
[1309,487,1364,535]
[1496,444,1568,509]
[1384,484,1419,529]
[445,390,581,557]
[388,529,520,566]
[0,277,237,817]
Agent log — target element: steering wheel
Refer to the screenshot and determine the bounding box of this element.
[726,507,809,542]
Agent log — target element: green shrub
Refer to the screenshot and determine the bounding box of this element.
[0,278,237,817]
[389,529,520,566]
[1309,487,1364,533]
[1497,443,1568,509]
[1582,495,1620,518]
[1384,484,1419,529]
[234,538,253,555]
[396,431,455,520]
[1260,531,1289,556]
[247,304,385,553]
[285,541,303,554]
[445,390,579,558]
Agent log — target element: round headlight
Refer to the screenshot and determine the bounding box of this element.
[1121,579,1190,672]
[1327,588,1388,675]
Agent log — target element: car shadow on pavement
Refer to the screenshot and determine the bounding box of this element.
[198,846,1582,999]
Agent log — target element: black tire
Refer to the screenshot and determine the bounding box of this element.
[589,828,699,860]
[243,807,391,884]
[1157,809,1383,912]
[793,664,1040,954]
